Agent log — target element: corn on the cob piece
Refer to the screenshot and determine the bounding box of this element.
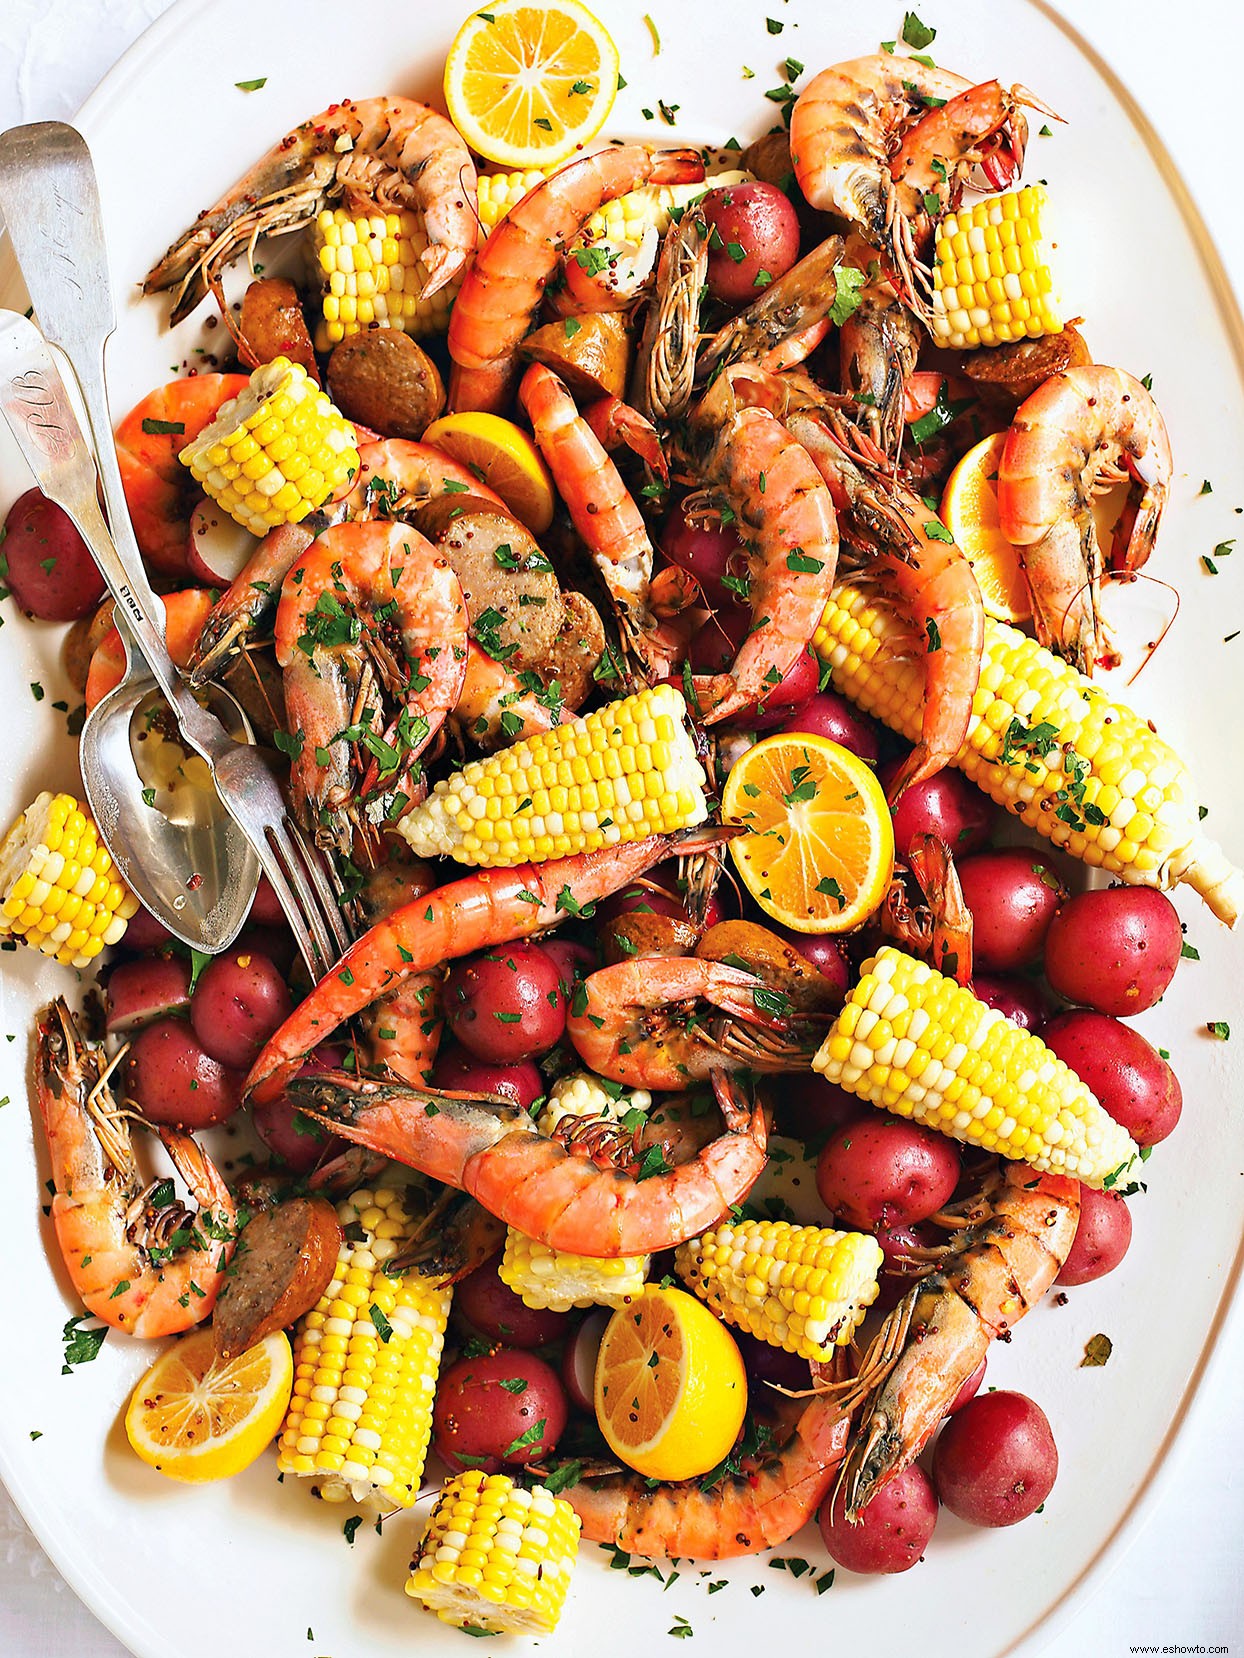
[537,1070,653,1135]
[397,684,708,866]
[500,1073,652,1307]
[406,1469,581,1636]
[180,357,358,537]
[814,581,1244,923]
[277,1184,450,1508]
[500,1228,649,1311]
[816,946,1139,1186]
[309,208,460,348]
[0,791,137,967]
[929,185,1062,349]
[475,168,754,243]
[676,1219,883,1361]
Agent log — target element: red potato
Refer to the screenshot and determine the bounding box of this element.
[770,925,850,997]
[598,872,724,932]
[732,1326,813,1393]
[251,1047,350,1172]
[433,1348,568,1474]
[971,972,1048,1032]
[657,513,745,610]
[246,874,287,928]
[688,603,749,674]
[562,1308,610,1412]
[872,1219,939,1275]
[815,1117,961,1229]
[2,488,106,620]
[431,1046,547,1113]
[957,849,1066,971]
[932,1390,1058,1526]
[1043,886,1183,1015]
[947,1357,988,1416]
[538,936,596,1000]
[1041,1009,1182,1145]
[121,904,174,953]
[1056,1186,1133,1286]
[780,1072,866,1144]
[880,760,995,860]
[818,1463,939,1573]
[444,942,566,1064]
[700,181,802,306]
[125,1017,244,1128]
[190,947,292,1070]
[106,953,192,1035]
[186,500,261,586]
[689,615,819,726]
[454,1254,573,1348]
[773,691,882,763]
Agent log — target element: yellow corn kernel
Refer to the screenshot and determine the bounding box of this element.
[675,1220,882,1361]
[813,581,1244,922]
[815,947,1139,1186]
[930,186,1062,349]
[407,1470,580,1636]
[500,1228,649,1311]
[277,1185,450,1507]
[0,792,138,967]
[397,685,708,867]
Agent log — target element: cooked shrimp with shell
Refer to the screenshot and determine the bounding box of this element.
[5,5,1243,1644]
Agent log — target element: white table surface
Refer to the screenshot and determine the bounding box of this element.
[2,0,1242,1653]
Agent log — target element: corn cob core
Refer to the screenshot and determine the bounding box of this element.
[277,1184,450,1508]
[181,357,359,537]
[310,208,459,349]
[397,684,708,866]
[0,791,137,967]
[406,1469,581,1636]
[814,581,1244,923]
[501,1074,652,1304]
[816,947,1139,1187]
[676,1220,882,1361]
[930,185,1062,349]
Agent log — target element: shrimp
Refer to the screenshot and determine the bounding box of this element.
[695,234,847,384]
[879,832,974,984]
[566,1393,851,1558]
[560,227,660,312]
[790,58,1037,314]
[583,395,669,480]
[519,363,677,684]
[681,373,840,725]
[451,640,570,751]
[353,851,443,1088]
[834,1162,1079,1516]
[632,213,709,424]
[337,437,507,520]
[34,1001,237,1337]
[143,97,477,324]
[729,370,983,796]
[567,957,822,1090]
[448,145,704,414]
[273,520,468,851]
[245,826,735,1105]
[189,519,320,685]
[284,1062,767,1257]
[997,364,1173,673]
[836,236,922,453]
[115,374,249,574]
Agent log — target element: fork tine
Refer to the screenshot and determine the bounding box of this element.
[285,815,353,958]
[265,824,340,977]
[250,843,323,978]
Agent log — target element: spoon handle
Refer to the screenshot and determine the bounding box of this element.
[0,122,183,703]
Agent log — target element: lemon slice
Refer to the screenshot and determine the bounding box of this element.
[941,431,1032,624]
[594,1285,746,1481]
[721,733,894,933]
[124,1328,293,1483]
[423,410,555,533]
[444,0,620,168]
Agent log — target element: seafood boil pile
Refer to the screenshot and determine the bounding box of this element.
[2,0,1240,1640]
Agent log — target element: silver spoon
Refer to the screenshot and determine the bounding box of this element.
[0,307,259,950]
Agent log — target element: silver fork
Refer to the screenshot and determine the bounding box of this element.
[0,119,351,977]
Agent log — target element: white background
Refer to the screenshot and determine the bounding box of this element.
[0,1,1241,1653]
